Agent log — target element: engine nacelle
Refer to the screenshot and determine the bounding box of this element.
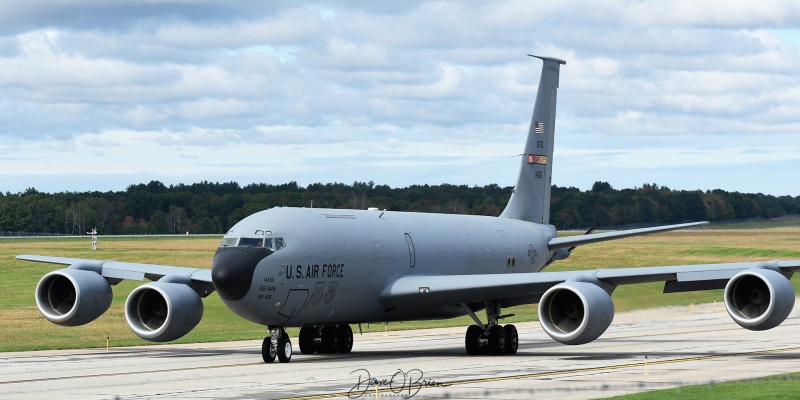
[724,268,795,331]
[539,281,614,345]
[35,269,112,326]
[125,281,203,342]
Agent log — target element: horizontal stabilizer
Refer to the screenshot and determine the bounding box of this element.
[548,221,709,250]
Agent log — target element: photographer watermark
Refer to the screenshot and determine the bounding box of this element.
[347,368,450,399]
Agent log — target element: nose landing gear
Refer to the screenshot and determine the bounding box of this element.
[263,326,292,363]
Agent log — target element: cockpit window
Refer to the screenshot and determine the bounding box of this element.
[220,237,237,247]
[219,235,287,251]
[238,237,264,248]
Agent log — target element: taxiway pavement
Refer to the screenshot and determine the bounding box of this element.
[2,300,799,400]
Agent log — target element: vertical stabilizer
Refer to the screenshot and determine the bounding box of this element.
[500,55,566,224]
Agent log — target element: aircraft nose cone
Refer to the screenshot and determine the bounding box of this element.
[211,247,269,301]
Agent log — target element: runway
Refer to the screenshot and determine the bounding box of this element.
[2,301,800,400]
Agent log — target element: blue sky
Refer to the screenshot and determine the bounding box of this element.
[1,1,799,195]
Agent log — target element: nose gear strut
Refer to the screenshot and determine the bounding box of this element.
[263,326,292,363]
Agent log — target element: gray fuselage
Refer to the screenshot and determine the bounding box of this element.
[216,207,556,327]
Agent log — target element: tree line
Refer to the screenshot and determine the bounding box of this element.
[0,180,797,235]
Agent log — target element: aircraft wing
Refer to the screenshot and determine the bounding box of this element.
[16,255,214,296]
[379,260,800,309]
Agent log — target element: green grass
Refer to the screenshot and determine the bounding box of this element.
[709,215,800,230]
[0,236,269,351]
[604,372,800,399]
[1,229,799,351]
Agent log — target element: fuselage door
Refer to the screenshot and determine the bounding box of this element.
[278,289,309,319]
[404,232,416,268]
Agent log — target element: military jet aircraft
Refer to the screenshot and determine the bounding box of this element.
[18,56,800,364]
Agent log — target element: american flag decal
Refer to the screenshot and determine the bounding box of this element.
[527,154,547,165]
[534,121,544,134]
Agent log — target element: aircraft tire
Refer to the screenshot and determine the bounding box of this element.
[299,326,316,354]
[336,324,353,353]
[488,325,506,355]
[503,324,518,355]
[277,333,292,363]
[320,325,338,353]
[261,336,276,363]
[465,325,482,355]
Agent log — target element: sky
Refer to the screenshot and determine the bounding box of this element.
[1,1,799,196]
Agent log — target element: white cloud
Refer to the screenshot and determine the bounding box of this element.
[178,98,257,120]
[1,1,799,195]
[378,63,462,99]
[152,8,326,49]
[324,38,390,69]
[623,0,800,28]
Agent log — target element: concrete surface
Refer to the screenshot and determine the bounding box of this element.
[1,301,799,399]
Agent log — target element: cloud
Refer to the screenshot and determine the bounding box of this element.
[1,1,799,195]
[623,0,800,28]
[323,38,390,70]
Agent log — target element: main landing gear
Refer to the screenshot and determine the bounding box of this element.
[461,301,519,356]
[298,324,354,354]
[263,326,293,363]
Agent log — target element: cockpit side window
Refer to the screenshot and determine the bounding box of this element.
[220,237,237,247]
[275,237,286,250]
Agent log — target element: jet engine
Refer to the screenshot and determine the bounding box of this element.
[538,281,614,345]
[35,269,112,326]
[125,281,203,342]
[724,268,795,331]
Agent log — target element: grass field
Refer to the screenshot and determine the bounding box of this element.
[1,228,799,352]
[709,215,800,230]
[607,372,800,399]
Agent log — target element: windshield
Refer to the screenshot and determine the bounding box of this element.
[238,237,263,248]
[218,236,286,251]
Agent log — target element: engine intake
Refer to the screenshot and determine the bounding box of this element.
[125,281,203,342]
[539,281,614,345]
[35,269,112,326]
[724,268,794,331]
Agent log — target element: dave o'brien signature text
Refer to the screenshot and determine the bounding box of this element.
[348,368,449,399]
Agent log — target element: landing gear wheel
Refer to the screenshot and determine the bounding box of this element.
[320,325,338,353]
[465,325,482,355]
[336,324,354,353]
[503,324,518,355]
[488,325,506,355]
[299,326,316,354]
[261,336,276,363]
[277,333,292,363]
